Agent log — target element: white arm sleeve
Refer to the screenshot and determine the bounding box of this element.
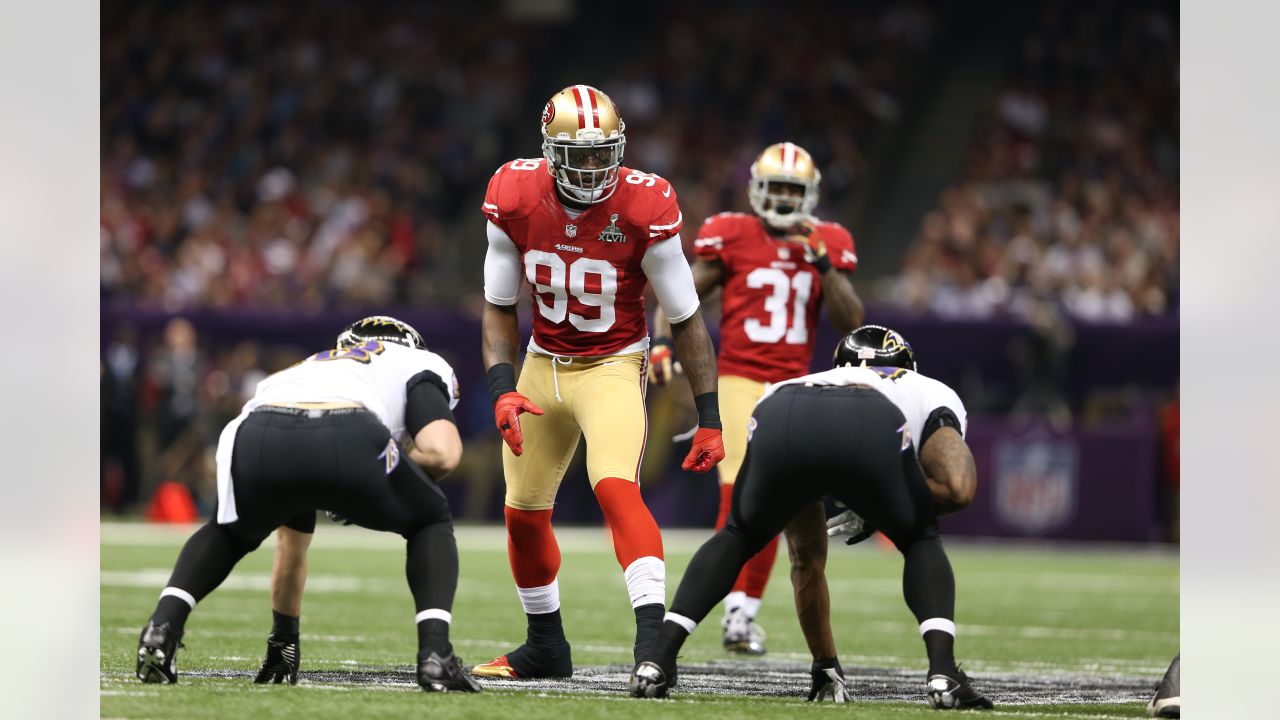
[641,234,700,324]
[484,221,522,306]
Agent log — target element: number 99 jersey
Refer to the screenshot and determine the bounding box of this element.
[694,212,858,384]
[482,158,684,357]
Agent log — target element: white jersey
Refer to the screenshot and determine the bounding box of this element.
[758,366,966,456]
[246,341,459,441]
[215,340,459,525]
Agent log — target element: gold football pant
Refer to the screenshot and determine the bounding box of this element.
[503,351,649,511]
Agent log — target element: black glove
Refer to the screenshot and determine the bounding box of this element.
[253,632,300,685]
[806,657,850,702]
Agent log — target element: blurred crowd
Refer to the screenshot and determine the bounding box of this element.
[101,0,934,312]
[891,3,1178,323]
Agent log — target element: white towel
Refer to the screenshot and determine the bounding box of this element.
[214,411,250,524]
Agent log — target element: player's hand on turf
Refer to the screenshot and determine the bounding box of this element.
[647,338,676,385]
[254,632,300,685]
[494,391,544,456]
[807,657,850,702]
[682,427,725,473]
[827,505,876,546]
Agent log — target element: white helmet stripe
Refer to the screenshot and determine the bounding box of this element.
[782,142,796,172]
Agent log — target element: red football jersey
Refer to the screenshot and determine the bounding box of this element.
[693,212,858,383]
[483,158,683,357]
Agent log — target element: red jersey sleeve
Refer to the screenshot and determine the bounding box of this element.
[820,222,859,272]
[645,176,683,245]
[481,159,543,235]
[693,213,736,262]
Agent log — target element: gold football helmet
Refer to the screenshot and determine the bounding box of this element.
[541,85,626,204]
[748,142,821,229]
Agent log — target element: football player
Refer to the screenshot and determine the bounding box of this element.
[649,142,863,654]
[474,85,725,679]
[136,316,481,693]
[631,326,993,710]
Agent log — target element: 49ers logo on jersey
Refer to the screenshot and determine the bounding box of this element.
[541,100,555,127]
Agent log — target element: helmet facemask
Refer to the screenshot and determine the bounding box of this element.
[749,174,820,230]
[543,130,626,205]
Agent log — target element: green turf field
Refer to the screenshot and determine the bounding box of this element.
[101,521,1178,719]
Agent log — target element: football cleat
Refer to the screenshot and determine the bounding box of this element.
[926,668,994,710]
[722,608,767,655]
[471,640,573,679]
[628,661,672,699]
[1146,655,1179,718]
[136,621,183,684]
[471,654,519,679]
[417,651,482,693]
[253,632,300,685]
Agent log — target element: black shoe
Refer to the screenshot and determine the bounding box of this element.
[472,640,573,679]
[418,652,482,693]
[629,660,673,699]
[926,667,993,710]
[136,621,183,684]
[253,632,300,685]
[1147,655,1179,718]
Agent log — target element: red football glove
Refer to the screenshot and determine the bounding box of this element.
[494,391,544,456]
[785,221,831,271]
[682,427,726,473]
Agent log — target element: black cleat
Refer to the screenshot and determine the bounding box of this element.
[418,652,482,693]
[253,632,300,685]
[1147,655,1179,718]
[629,660,673,699]
[926,667,993,710]
[136,621,183,684]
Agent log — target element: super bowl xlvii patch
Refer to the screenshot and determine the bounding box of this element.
[598,213,627,243]
[379,438,401,475]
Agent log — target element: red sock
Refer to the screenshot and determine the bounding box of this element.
[594,477,664,568]
[734,535,780,598]
[714,483,733,530]
[504,506,560,587]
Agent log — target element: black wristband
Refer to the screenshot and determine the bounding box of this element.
[651,336,673,350]
[811,253,832,274]
[487,363,518,405]
[694,391,722,429]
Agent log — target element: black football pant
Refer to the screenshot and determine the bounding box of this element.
[156,407,458,627]
[666,384,954,635]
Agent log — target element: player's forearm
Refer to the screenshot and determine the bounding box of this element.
[671,308,718,397]
[821,271,864,334]
[786,502,837,660]
[919,428,978,515]
[271,527,312,616]
[481,302,521,370]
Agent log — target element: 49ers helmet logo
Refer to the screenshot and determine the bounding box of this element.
[541,100,555,127]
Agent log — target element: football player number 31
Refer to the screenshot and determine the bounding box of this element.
[744,268,813,344]
[524,250,618,332]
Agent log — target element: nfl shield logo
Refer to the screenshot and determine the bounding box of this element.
[993,437,1077,535]
[565,224,577,238]
[778,247,791,260]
